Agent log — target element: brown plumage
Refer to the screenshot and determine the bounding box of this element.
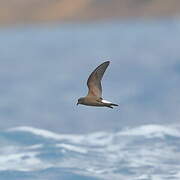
[77,61,118,108]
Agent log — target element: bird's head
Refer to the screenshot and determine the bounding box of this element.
[77,97,84,105]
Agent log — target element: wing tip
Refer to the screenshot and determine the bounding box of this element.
[105,61,110,64]
[103,61,110,66]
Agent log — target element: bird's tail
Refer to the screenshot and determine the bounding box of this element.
[110,103,118,106]
[101,99,119,109]
[105,103,119,109]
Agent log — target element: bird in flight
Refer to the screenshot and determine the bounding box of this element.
[77,61,118,108]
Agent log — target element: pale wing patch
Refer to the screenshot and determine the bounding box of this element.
[102,99,112,104]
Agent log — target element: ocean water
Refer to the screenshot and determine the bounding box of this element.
[0,125,180,180]
[1,19,180,179]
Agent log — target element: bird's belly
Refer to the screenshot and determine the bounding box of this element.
[88,104,104,107]
[83,101,104,107]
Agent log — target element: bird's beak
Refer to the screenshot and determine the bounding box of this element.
[77,102,79,106]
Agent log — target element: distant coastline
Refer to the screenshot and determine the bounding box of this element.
[0,0,180,25]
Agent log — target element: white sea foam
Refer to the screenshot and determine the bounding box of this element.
[56,143,88,154]
[8,124,180,143]
[3,124,180,180]
[0,151,44,171]
[25,144,43,150]
[118,124,180,138]
[8,126,84,143]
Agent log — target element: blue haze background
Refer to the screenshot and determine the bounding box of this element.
[1,20,180,133]
[0,19,180,180]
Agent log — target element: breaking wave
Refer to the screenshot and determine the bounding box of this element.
[0,124,180,180]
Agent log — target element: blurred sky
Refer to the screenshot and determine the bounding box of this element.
[1,18,180,133]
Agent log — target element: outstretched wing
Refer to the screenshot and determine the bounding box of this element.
[87,61,110,98]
